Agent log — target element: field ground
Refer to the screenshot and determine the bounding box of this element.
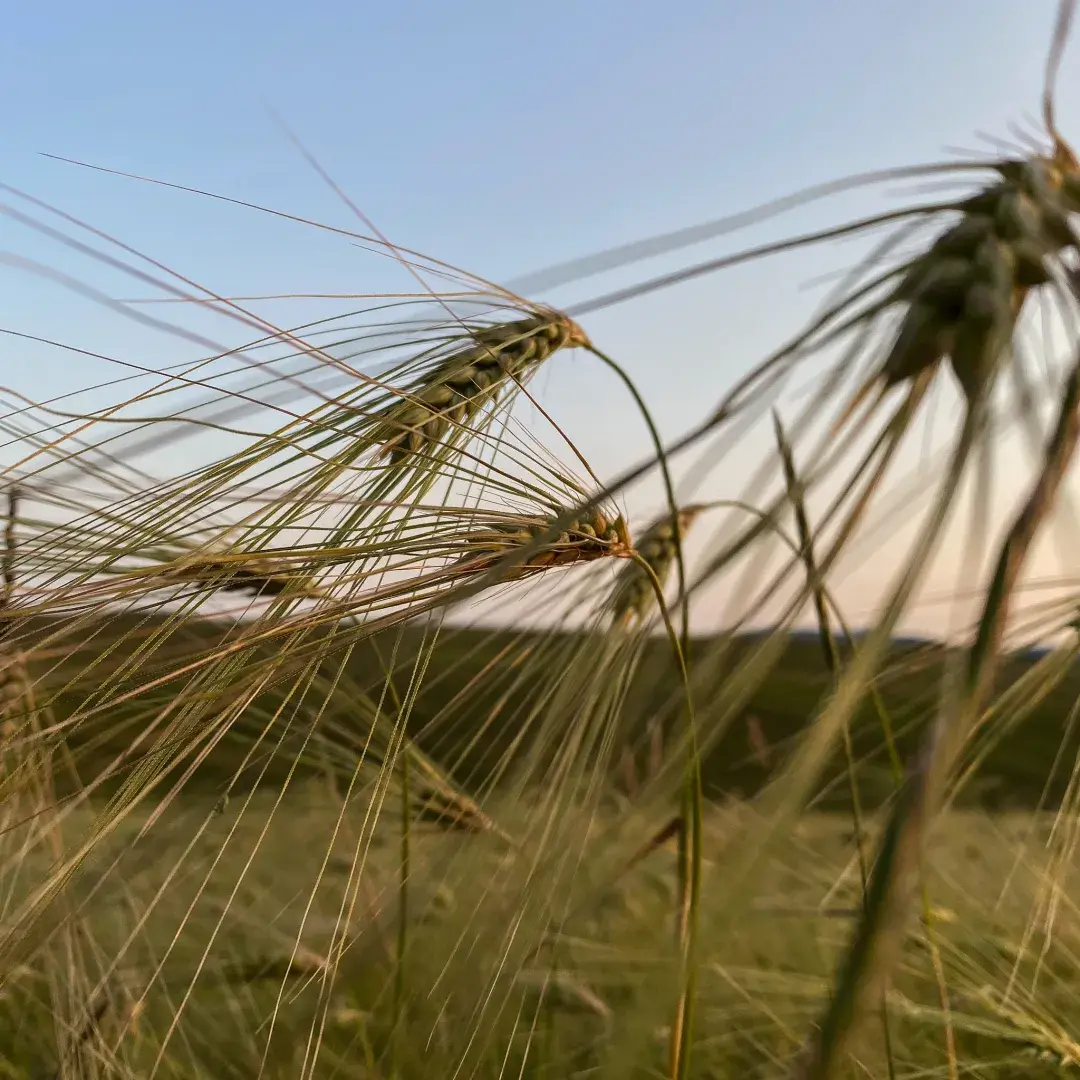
[4,788,1080,1078]
[7,622,1080,1076]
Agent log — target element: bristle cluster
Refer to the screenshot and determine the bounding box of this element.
[459,508,630,578]
[375,313,590,463]
[874,150,1080,404]
[609,506,704,625]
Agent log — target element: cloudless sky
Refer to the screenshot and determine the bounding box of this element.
[3,1,1079,635]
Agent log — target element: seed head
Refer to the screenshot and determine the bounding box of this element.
[458,507,630,579]
[609,505,707,625]
[166,557,319,599]
[847,147,1080,420]
[375,311,590,464]
[413,787,496,833]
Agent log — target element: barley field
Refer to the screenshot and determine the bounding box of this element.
[7,3,1080,1078]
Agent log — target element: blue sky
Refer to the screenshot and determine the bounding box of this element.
[3,1,1078,635]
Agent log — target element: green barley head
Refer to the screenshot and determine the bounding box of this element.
[373,310,590,464]
[608,505,707,626]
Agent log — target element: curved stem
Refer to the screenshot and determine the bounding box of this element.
[627,552,700,1080]
[586,345,689,654]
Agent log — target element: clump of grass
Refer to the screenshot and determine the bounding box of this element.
[372,310,590,464]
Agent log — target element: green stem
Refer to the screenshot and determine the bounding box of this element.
[628,554,701,1080]
[585,347,702,1080]
[772,412,898,1080]
[395,746,410,1073]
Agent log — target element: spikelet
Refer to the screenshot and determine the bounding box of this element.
[165,557,320,599]
[413,787,494,834]
[609,505,706,626]
[840,144,1080,424]
[457,508,630,579]
[374,311,590,463]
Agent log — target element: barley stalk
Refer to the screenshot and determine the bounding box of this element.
[0,488,24,751]
[774,413,902,1080]
[793,327,1080,1079]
